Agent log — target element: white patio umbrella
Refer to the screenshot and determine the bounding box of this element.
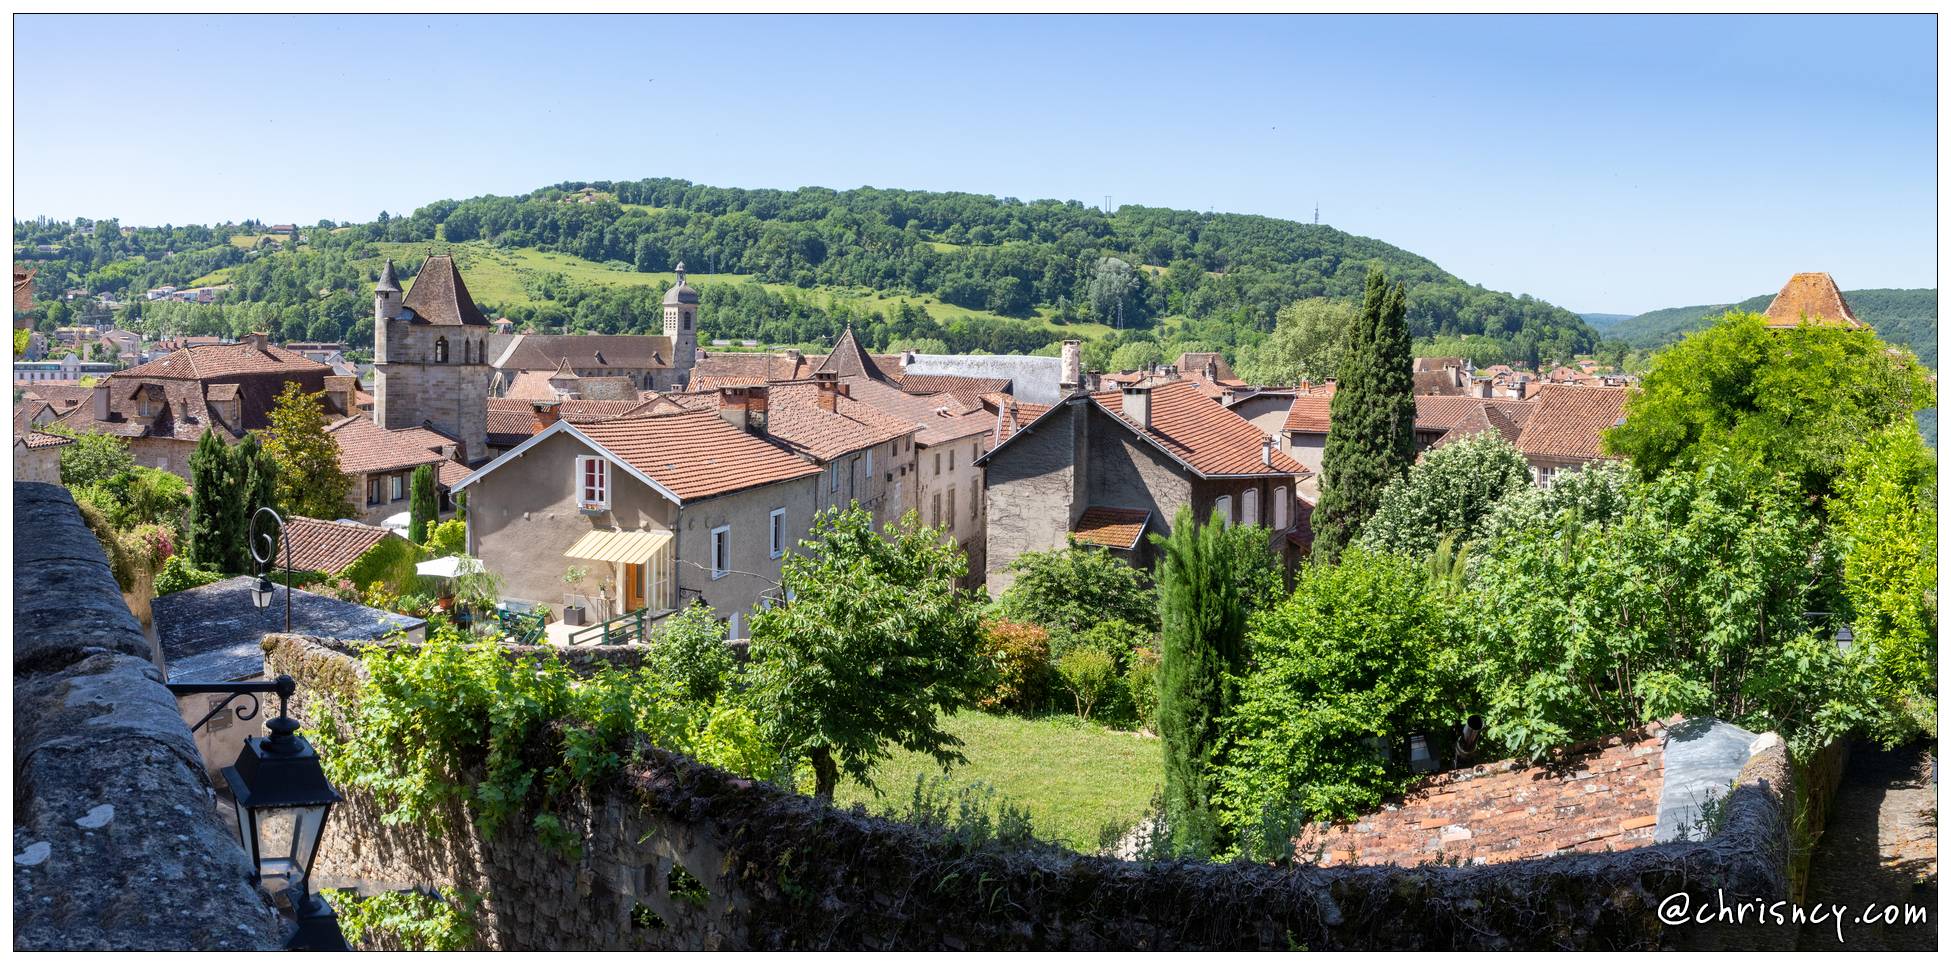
[380,511,412,537]
[416,555,483,579]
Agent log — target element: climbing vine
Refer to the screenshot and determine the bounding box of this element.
[308,627,772,855]
[323,887,482,951]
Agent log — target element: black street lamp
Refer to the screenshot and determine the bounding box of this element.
[249,506,293,632]
[168,674,348,951]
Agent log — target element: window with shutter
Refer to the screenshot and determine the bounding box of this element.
[1214,494,1233,526]
[1242,488,1259,526]
[1273,487,1290,530]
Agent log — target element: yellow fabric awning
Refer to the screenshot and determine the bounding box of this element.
[563,529,673,566]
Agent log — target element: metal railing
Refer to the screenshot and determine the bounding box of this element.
[566,606,651,647]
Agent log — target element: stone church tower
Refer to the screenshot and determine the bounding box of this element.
[661,262,699,386]
[373,255,491,462]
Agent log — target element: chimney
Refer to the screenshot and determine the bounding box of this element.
[91,382,110,421]
[747,384,769,434]
[1120,384,1151,430]
[245,331,269,353]
[530,401,560,433]
[1262,434,1274,467]
[322,374,356,416]
[717,386,752,431]
[1060,339,1082,392]
[1204,358,1219,382]
[1162,363,1178,380]
[814,372,840,413]
[901,349,917,366]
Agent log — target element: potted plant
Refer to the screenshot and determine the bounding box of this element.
[561,565,589,626]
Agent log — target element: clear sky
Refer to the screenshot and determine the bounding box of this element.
[13,13,1937,314]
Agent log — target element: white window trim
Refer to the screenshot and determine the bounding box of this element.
[1214,494,1233,526]
[769,507,786,559]
[710,524,731,580]
[1273,486,1290,531]
[577,455,611,510]
[1242,488,1259,527]
[866,448,874,479]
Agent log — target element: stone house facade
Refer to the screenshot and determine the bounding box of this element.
[978,379,1312,595]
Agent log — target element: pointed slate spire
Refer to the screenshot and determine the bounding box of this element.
[815,327,888,383]
[375,258,402,293]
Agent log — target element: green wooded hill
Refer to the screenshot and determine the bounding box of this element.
[1599,288,1937,368]
[16,177,1601,363]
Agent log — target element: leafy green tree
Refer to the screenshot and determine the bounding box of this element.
[424,518,467,557]
[187,429,245,573]
[744,507,990,799]
[1830,425,1937,744]
[1108,340,1164,373]
[58,430,134,488]
[1468,460,1864,760]
[235,431,279,565]
[1215,550,1465,843]
[646,602,735,706]
[1312,269,1415,560]
[1479,459,1635,544]
[1152,507,1281,857]
[1358,431,1532,557]
[1605,311,1934,500]
[992,540,1159,634]
[1234,298,1356,385]
[1088,256,1140,329]
[262,383,354,520]
[408,464,437,544]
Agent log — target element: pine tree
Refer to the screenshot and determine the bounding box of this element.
[186,429,244,573]
[408,464,437,544]
[1312,268,1416,561]
[1152,505,1281,857]
[262,383,355,520]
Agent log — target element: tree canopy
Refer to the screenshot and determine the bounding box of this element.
[1312,269,1416,560]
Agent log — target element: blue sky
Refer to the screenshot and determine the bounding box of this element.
[13,13,1936,314]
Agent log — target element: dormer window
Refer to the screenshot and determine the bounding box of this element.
[434,337,449,363]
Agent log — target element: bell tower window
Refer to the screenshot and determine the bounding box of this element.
[434,337,449,363]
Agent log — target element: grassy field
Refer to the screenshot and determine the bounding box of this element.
[832,710,1160,853]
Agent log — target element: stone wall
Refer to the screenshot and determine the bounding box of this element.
[12,483,285,950]
[267,632,1802,951]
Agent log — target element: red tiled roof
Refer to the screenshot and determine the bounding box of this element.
[1089,380,1308,477]
[895,374,1011,408]
[1071,506,1151,550]
[989,395,1053,446]
[689,351,817,391]
[1513,385,1627,461]
[1761,272,1866,330]
[1176,352,1237,381]
[569,410,822,502]
[19,430,72,450]
[760,383,913,462]
[493,333,674,371]
[1283,393,1335,433]
[117,340,328,381]
[276,515,397,574]
[1294,721,1669,868]
[1415,396,1535,449]
[327,416,457,476]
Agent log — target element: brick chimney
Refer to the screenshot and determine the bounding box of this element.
[245,331,269,353]
[530,400,560,433]
[1204,358,1219,382]
[747,384,769,434]
[717,386,752,431]
[813,373,844,413]
[1120,384,1151,430]
[1060,339,1082,393]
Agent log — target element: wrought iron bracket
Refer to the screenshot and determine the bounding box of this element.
[167,674,296,735]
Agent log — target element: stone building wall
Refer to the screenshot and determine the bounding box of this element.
[13,483,285,951]
[981,402,1079,594]
[14,441,63,484]
[266,633,1801,952]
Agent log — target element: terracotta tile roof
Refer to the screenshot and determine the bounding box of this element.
[327,416,457,476]
[436,459,472,488]
[1089,380,1309,477]
[485,397,658,446]
[493,333,674,371]
[1415,356,1468,373]
[1415,396,1536,449]
[117,340,329,381]
[1293,721,1669,868]
[500,370,564,401]
[990,395,1052,445]
[895,374,1011,407]
[1512,385,1627,461]
[19,430,73,450]
[276,515,397,574]
[1283,394,1335,433]
[18,382,91,413]
[569,410,822,502]
[1413,369,1470,396]
[1176,352,1237,381]
[1070,506,1151,550]
[1761,272,1866,330]
[399,254,491,327]
[759,383,913,461]
[689,351,816,390]
[829,377,988,447]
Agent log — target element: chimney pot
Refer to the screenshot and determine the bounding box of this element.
[1060,339,1082,392]
[1262,434,1274,467]
[91,382,110,421]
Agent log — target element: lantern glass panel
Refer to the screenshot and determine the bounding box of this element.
[251,804,329,895]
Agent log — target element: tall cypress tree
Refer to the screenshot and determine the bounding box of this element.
[1312,268,1416,561]
[408,464,438,544]
[187,429,246,573]
[1152,505,1280,857]
[235,432,280,570]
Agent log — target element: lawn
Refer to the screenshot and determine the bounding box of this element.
[831,710,1160,853]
